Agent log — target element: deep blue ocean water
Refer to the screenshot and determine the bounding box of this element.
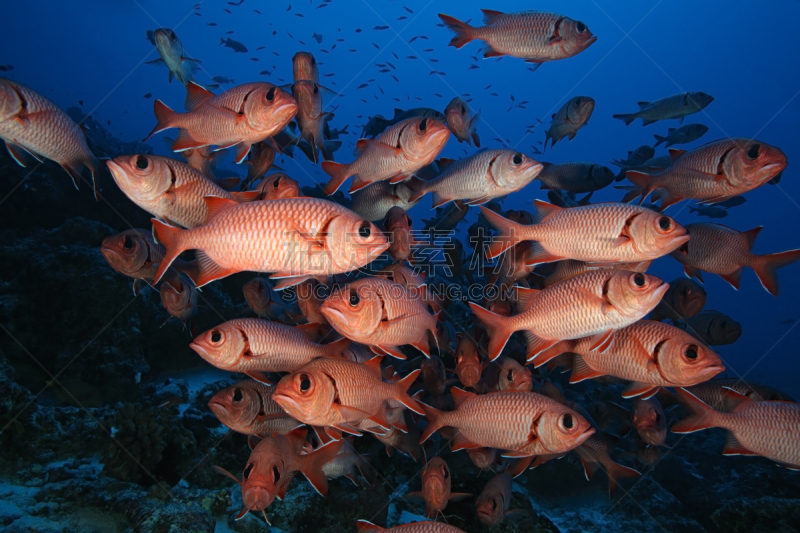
[2,1,800,530]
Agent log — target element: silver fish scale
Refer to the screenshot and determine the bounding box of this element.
[351,181,418,221]
[719,401,800,466]
[0,79,94,168]
[225,318,333,372]
[421,149,504,200]
[679,223,753,275]
[636,93,705,121]
[159,158,231,227]
[522,203,659,263]
[510,269,645,340]
[477,13,563,60]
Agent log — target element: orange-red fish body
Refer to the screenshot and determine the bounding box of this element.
[406,456,471,519]
[253,172,301,200]
[208,380,301,436]
[445,97,480,147]
[384,206,415,263]
[453,336,484,388]
[160,273,197,328]
[632,397,667,446]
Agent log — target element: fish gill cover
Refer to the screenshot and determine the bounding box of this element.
[0,0,799,532]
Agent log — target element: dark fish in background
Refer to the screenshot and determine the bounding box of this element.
[160,273,198,332]
[212,75,236,85]
[146,28,201,85]
[292,80,339,163]
[444,97,480,146]
[613,92,714,126]
[361,107,446,138]
[220,37,248,53]
[546,190,593,208]
[611,145,655,170]
[544,96,595,151]
[253,173,301,201]
[649,278,706,322]
[685,310,742,346]
[689,205,728,218]
[0,65,14,72]
[404,456,471,519]
[351,181,420,222]
[665,378,796,411]
[422,203,469,232]
[438,10,597,70]
[475,471,526,526]
[653,123,709,147]
[715,195,746,209]
[536,162,614,193]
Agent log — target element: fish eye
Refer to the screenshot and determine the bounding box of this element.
[266,86,276,102]
[491,498,497,510]
[358,222,371,238]
[655,412,662,423]
[561,413,574,430]
[313,84,319,95]
[507,369,514,382]
[299,374,311,392]
[443,468,449,479]
[210,330,222,344]
[349,290,360,306]
[633,273,646,287]
[273,176,281,189]
[459,103,466,114]
[232,387,243,402]
[577,21,587,33]
[685,345,698,360]
[272,466,281,484]
[747,144,760,160]
[512,153,523,165]
[419,118,428,132]
[122,235,134,249]
[243,463,254,479]
[575,98,582,106]
[658,216,672,231]
[135,155,149,170]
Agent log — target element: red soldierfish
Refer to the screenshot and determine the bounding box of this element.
[475,471,525,526]
[672,387,800,470]
[481,201,689,266]
[384,206,415,263]
[146,81,298,164]
[357,520,467,533]
[405,456,471,519]
[151,196,388,288]
[0,77,98,197]
[438,10,596,69]
[544,96,595,151]
[670,223,800,296]
[321,116,450,195]
[253,172,301,200]
[470,270,668,361]
[444,97,480,147]
[208,379,302,436]
[626,138,787,210]
[631,397,667,446]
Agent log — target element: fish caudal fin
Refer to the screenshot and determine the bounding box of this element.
[418,402,445,444]
[671,388,719,433]
[323,337,351,358]
[753,249,800,296]
[468,302,513,361]
[146,100,177,141]
[612,113,637,126]
[625,171,654,204]
[479,206,525,259]
[653,134,666,147]
[438,14,475,49]
[321,161,350,195]
[395,369,424,414]
[605,460,641,498]
[151,219,187,284]
[300,439,343,496]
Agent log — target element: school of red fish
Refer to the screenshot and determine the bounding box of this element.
[3,6,800,532]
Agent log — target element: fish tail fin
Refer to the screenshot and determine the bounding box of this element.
[467,302,513,361]
[151,219,187,285]
[323,337,351,358]
[671,388,719,433]
[480,206,525,259]
[146,100,177,141]
[395,369,424,414]
[612,113,637,126]
[625,171,654,204]
[606,461,641,498]
[418,402,445,444]
[753,249,800,297]
[321,161,350,195]
[653,134,665,147]
[300,439,343,496]
[438,14,475,48]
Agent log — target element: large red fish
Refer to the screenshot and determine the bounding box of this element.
[151,197,388,288]
[0,78,98,197]
[208,379,302,436]
[146,81,298,163]
[357,521,466,533]
[670,223,800,296]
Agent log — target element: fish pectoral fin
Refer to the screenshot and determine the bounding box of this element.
[233,142,252,164]
[568,355,604,384]
[721,433,758,456]
[548,35,563,44]
[451,432,482,452]
[374,345,407,360]
[588,330,616,352]
[335,404,373,424]
[245,370,272,385]
[403,491,425,502]
[621,381,659,399]
[145,58,165,65]
[579,455,600,481]
[270,274,315,291]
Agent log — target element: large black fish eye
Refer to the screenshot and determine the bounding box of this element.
[491,498,497,510]
[685,345,698,360]
[266,86,276,101]
[136,155,149,170]
[272,466,281,484]
[658,216,672,230]
[358,222,371,238]
[232,388,243,402]
[243,463,254,479]
[512,153,523,165]
[443,468,449,479]
[122,235,134,249]
[459,103,466,114]
[577,21,587,33]
[747,144,760,160]
[419,118,428,132]
[299,374,311,392]
[507,369,514,382]
[575,97,582,106]
[562,413,573,429]
[634,273,646,287]
[349,290,360,306]
[313,84,319,95]
[273,176,281,189]
[655,412,662,423]
[210,330,222,343]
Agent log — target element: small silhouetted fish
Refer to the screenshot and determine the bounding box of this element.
[295,13,304,17]
[253,9,261,14]
[355,28,362,33]
[257,46,265,50]
[251,57,259,61]
[213,76,235,85]
[0,65,14,72]
[716,196,746,208]
[404,5,414,12]
[225,30,234,34]
[220,37,247,53]
[259,70,271,75]
[228,0,244,5]
[143,93,152,99]
[286,4,291,10]
[372,42,380,49]
[357,83,369,89]
[398,16,407,20]
[689,205,728,218]
[223,8,231,13]
[207,22,217,26]
[374,25,389,30]
[312,32,323,43]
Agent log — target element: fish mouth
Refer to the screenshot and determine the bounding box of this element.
[272,393,302,415]
[207,400,229,419]
[320,305,350,328]
[651,281,670,303]
[584,35,598,48]
[761,162,787,175]
[669,234,691,250]
[106,160,131,190]
[189,342,212,362]
[575,426,595,447]
[697,364,726,381]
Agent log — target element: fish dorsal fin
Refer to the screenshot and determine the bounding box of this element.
[668,148,687,162]
[185,81,215,111]
[438,157,456,172]
[637,101,650,109]
[364,355,383,375]
[721,387,753,412]
[354,138,370,156]
[450,386,475,409]
[481,9,505,24]
[742,226,763,249]
[533,199,562,222]
[514,286,541,310]
[204,195,237,222]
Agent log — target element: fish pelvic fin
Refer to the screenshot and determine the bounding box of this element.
[418,402,444,444]
[468,302,513,361]
[395,369,424,414]
[671,388,719,433]
[753,248,800,297]
[322,337,351,358]
[300,439,343,496]
[438,14,475,49]
[321,161,351,195]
